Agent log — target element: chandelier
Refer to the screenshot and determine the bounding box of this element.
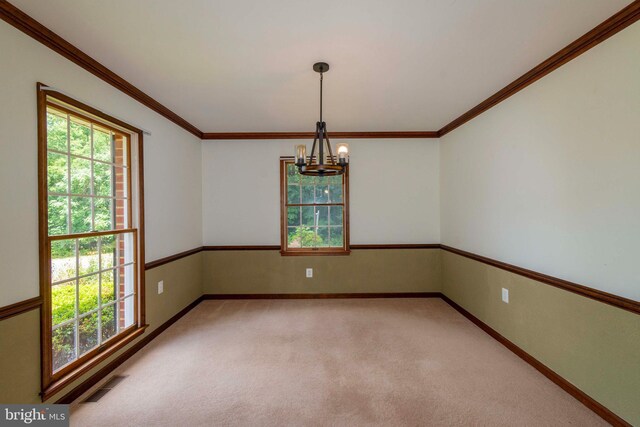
[294,62,349,176]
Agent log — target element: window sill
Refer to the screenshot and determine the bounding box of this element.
[280,249,351,256]
[41,324,148,401]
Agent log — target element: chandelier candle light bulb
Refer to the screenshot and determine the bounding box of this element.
[295,144,307,165]
[337,143,349,164]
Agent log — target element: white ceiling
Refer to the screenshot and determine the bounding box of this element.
[12,0,632,133]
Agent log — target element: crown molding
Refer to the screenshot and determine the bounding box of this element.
[202,132,315,140]
[437,0,640,137]
[0,0,202,138]
[2,0,639,140]
[202,131,439,140]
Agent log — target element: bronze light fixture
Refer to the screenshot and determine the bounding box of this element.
[294,62,349,176]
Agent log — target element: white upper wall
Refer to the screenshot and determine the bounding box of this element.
[202,139,440,245]
[0,22,202,306]
[440,22,640,301]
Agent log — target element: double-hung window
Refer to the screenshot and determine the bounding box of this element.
[280,159,350,255]
[38,86,145,398]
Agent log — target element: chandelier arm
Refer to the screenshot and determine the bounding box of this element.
[318,121,325,166]
[323,123,336,165]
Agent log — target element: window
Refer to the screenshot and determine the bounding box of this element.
[280,158,350,255]
[38,85,145,398]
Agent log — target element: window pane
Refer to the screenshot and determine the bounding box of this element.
[101,303,117,342]
[301,206,315,226]
[301,185,314,204]
[316,206,328,226]
[78,274,99,315]
[93,129,112,163]
[287,207,300,227]
[78,237,99,276]
[52,322,76,372]
[47,112,68,152]
[329,206,343,226]
[93,198,113,231]
[328,174,342,185]
[288,226,320,248]
[121,264,135,296]
[100,235,116,269]
[48,196,69,236]
[114,135,128,166]
[287,227,300,248]
[116,266,127,300]
[114,167,128,199]
[114,198,129,229]
[51,239,76,283]
[51,281,76,326]
[318,174,333,185]
[287,185,300,204]
[47,152,68,194]
[316,227,329,247]
[78,312,98,355]
[121,233,135,265]
[70,157,91,195]
[122,296,135,329]
[300,174,315,185]
[300,227,322,248]
[330,226,343,247]
[101,270,116,305]
[286,164,299,184]
[70,197,92,233]
[93,162,112,197]
[315,185,329,203]
[329,184,343,203]
[70,121,91,157]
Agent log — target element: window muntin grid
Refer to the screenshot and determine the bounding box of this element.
[45,104,137,373]
[50,233,136,371]
[46,107,129,236]
[284,162,346,250]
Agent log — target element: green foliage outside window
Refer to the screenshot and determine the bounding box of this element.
[46,108,129,371]
[285,163,345,249]
[51,250,119,370]
[288,226,323,247]
[47,111,117,240]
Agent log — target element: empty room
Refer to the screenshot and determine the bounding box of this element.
[0,0,639,425]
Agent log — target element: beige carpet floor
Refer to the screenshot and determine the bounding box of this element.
[70,299,605,426]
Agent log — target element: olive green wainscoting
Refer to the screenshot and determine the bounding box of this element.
[0,309,41,403]
[202,249,442,295]
[441,250,640,426]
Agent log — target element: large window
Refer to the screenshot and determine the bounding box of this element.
[39,86,145,398]
[280,159,350,255]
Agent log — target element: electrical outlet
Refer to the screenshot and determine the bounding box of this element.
[501,288,509,303]
[158,280,164,294]
[306,268,313,278]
